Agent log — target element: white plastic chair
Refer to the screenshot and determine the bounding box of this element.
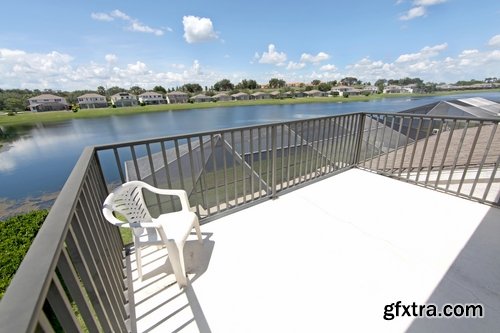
[102,181,202,287]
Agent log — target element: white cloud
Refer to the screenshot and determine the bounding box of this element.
[127,61,148,74]
[399,0,447,20]
[320,64,337,71]
[129,21,163,36]
[459,49,479,57]
[399,6,426,20]
[488,34,500,47]
[110,9,131,21]
[92,9,165,36]
[396,43,448,62]
[182,16,218,43]
[171,63,185,69]
[286,61,305,70]
[0,48,226,90]
[91,12,114,21]
[343,43,500,83]
[105,54,117,63]
[413,0,447,5]
[300,52,330,63]
[258,44,287,65]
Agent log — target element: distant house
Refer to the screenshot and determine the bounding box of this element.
[344,88,363,96]
[361,86,379,94]
[77,93,107,109]
[166,91,189,104]
[270,91,293,98]
[231,92,250,101]
[383,85,404,94]
[111,92,138,107]
[28,94,69,112]
[250,92,271,100]
[138,91,164,105]
[190,94,212,103]
[212,93,232,102]
[305,89,328,97]
[331,85,351,96]
[402,84,418,93]
[270,91,281,99]
[294,91,307,98]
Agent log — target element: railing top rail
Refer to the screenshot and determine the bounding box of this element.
[0,147,96,332]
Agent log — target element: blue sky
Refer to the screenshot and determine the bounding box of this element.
[0,0,499,90]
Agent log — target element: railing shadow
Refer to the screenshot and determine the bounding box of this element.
[128,232,215,333]
[406,206,500,333]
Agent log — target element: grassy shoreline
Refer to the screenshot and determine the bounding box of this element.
[0,89,498,127]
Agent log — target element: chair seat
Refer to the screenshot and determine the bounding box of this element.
[154,211,198,244]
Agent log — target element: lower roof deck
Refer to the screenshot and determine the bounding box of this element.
[127,168,500,333]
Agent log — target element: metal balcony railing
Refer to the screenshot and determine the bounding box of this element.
[0,112,498,332]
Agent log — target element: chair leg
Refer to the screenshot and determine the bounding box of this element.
[194,219,203,244]
[165,240,187,287]
[136,245,143,281]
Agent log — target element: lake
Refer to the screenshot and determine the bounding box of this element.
[1,92,499,219]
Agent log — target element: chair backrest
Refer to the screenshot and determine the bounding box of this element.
[103,181,153,227]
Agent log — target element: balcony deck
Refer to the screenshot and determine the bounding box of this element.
[128,168,500,333]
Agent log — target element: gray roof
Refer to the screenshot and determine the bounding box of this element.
[252,92,270,96]
[399,97,500,119]
[78,93,105,98]
[231,92,249,97]
[191,94,211,99]
[139,91,163,97]
[213,93,229,98]
[111,92,136,98]
[167,91,188,96]
[29,94,65,100]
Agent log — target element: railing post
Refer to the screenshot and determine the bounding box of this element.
[353,113,366,165]
[271,125,277,198]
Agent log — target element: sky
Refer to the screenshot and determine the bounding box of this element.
[0,0,499,91]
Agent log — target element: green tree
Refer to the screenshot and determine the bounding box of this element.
[3,97,25,113]
[236,79,259,90]
[129,86,145,95]
[107,86,126,96]
[317,82,332,92]
[181,83,203,93]
[311,79,321,86]
[97,86,106,95]
[213,79,234,91]
[153,85,167,94]
[375,79,387,92]
[340,77,360,86]
[269,78,286,89]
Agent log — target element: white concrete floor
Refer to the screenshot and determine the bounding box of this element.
[128,168,500,333]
